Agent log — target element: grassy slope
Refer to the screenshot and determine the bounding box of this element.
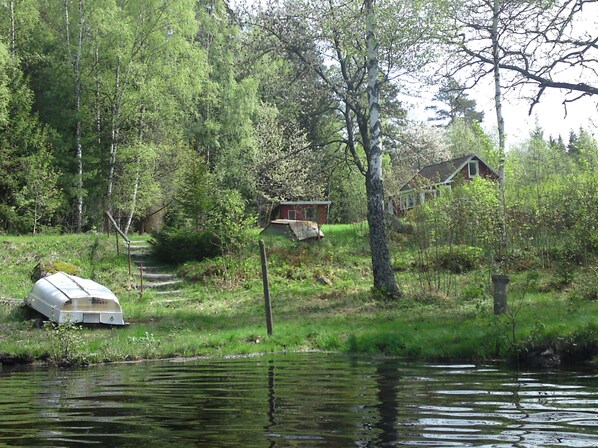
[0,226,596,366]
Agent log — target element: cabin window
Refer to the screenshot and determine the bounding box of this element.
[399,193,417,210]
[288,210,296,220]
[402,194,415,209]
[424,190,437,202]
[305,207,316,221]
[468,160,479,178]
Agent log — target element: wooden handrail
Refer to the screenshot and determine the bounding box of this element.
[105,211,130,245]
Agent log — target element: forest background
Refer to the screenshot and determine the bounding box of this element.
[0,0,596,273]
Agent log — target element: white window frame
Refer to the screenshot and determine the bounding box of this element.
[287,209,296,220]
[305,207,316,221]
[468,160,479,178]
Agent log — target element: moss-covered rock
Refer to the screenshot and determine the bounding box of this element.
[31,260,80,282]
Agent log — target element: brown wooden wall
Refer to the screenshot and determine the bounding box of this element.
[276,204,328,224]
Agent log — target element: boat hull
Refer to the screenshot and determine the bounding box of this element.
[26,272,126,326]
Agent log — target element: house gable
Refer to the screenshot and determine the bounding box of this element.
[396,154,497,212]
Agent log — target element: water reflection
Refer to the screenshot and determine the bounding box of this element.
[1,354,598,447]
[373,358,400,447]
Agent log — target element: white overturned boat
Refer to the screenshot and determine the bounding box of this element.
[26,272,126,325]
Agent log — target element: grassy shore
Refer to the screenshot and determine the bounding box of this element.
[0,225,597,367]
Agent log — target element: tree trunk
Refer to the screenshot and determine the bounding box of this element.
[124,107,145,235]
[9,1,15,54]
[365,0,400,298]
[64,0,85,232]
[492,0,508,259]
[107,62,121,213]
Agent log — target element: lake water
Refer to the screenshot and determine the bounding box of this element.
[1,353,598,447]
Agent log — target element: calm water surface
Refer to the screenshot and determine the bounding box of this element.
[1,353,598,447]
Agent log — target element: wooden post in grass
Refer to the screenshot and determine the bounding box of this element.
[127,242,132,277]
[140,263,144,295]
[492,274,510,315]
[115,230,120,255]
[259,240,273,336]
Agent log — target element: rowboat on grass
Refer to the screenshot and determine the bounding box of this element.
[26,272,126,325]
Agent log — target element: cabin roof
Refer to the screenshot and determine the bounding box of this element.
[277,201,331,206]
[400,154,497,192]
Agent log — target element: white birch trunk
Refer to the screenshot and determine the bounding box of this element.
[124,107,145,235]
[64,0,85,232]
[107,62,121,214]
[365,0,400,298]
[492,0,508,257]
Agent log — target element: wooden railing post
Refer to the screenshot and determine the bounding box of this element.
[259,240,273,336]
[127,242,132,277]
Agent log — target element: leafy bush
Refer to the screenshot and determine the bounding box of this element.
[569,268,598,301]
[44,321,87,367]
[414,245,483,273]
[150,228,221,264]
[503,248,539,272]
[435,245,483,273]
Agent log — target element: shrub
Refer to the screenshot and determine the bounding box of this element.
[150,228,221,264]
[44,321,87,367]
[414,245,483,274]
[569,268,598,301]
[503,248,539,272]
[435,245,483,273]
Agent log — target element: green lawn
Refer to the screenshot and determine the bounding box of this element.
[0,226,596,367]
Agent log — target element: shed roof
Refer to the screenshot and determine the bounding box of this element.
[278,201,331,206]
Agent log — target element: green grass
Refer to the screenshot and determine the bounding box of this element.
[0,226,597,367]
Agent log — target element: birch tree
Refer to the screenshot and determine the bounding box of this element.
[446,0,549,257]
[490,0,598,107]
[251,0,442,297]
[63,0,85,231]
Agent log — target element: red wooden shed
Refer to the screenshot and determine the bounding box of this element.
[269,201,332,224]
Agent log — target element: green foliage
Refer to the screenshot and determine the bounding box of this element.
[507,129,597,267]
[176,155,213,231]
[428,77,484,126]
[446,119,496,166]
[413,244,483,273]
[150,228,221,264]
[0,41,9,126]
[43,321,87,366]
[417,177,501,251]
[14,146,63,233]
[436,245,483,273]
[569,268,598,302]
[0,47,57,234]
[328,161,368,224]
[207,189,255,252]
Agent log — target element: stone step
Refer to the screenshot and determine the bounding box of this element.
[131,252,152,258]
[142,280,183,289]
[134,272,177,281]
[151,290,182,296]
[134,265,169,272]
[129,245,150,251]
[149,297,192,305]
